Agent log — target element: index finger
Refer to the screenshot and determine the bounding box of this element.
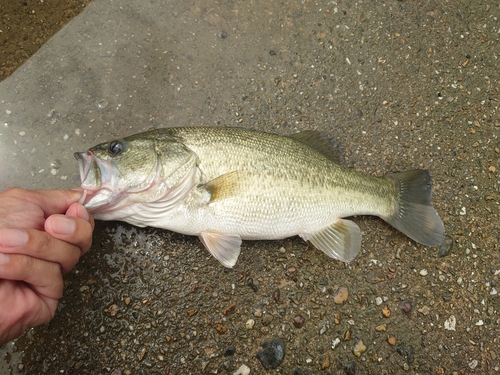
[29,189,83,217]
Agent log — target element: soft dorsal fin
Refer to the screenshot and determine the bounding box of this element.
[288,130,343,164]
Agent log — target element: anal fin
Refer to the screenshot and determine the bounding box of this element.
[199,231,242,268]
[300,219,362,262]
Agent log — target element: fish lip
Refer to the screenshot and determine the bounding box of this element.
[74,151,100,189]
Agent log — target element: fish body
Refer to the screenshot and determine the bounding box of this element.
[75,127,445,267]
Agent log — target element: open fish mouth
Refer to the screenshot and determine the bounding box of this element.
[74,150,118,210]
[74,151,101,189]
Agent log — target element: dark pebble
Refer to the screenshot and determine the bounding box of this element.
[256,338,286,370]
[219,31,227,39]
[247,278,258,292]
[293,314,304,328]
[273,288,280,302]
[269,50,276,56]
[344,361,357,375]
[438,235,453,257]
[224,346,236,356]
[406,346,415,364]
[293,368,303,375]
[443,295,452,302]
[397,345,415,364]
[399,300,412,314]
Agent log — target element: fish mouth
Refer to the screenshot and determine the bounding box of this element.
[74,150,116,210]
[74,151,101,189]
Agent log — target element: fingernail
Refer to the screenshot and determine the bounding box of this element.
[51,216,76,235]
[0,229,29,247]
[0,253,10,265]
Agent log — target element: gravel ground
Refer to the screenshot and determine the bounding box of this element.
[1,0,499,374]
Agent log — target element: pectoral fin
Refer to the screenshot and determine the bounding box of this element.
[199,231,242,268]
[300,219,362,262]
[204,171,245,203]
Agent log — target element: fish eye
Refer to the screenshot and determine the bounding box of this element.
[108,141,124,156]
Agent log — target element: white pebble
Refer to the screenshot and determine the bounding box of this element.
[245,319,255,329]
[331,337,341,350]
[420,269,428,276]
[375,297,383,305]
[444,315,456,331]
[233,364,250,375]
[6,110,11,114]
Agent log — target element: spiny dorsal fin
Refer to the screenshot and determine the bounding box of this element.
[288,130,343,164]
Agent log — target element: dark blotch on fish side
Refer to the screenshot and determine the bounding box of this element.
[256,338,286,370]
[224,346,236,356]
[438,235,453,257]
[344,361,357,375]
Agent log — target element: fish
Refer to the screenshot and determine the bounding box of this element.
[74,127,445,268]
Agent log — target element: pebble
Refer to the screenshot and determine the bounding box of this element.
[255,338,286,370]
[333,286,349,304]
[438,235,453,257]
[246,319,255,329]
[375,297,383,305]
[387,336,397,346]
[382,305,391,318]
[321,354,330,369]
[293,315,304,328]
[353,340,367,357]
[262,314,273,326]
[418,305,430,315]
[233,364,250,375]
[399,300,412,314]
[224,346,236,356]
[375,324,387,332]
[273,289,280,302]
[344,361,357,375]
[223,302,237,315]
[444,315,456,331]
[331,338,341,349]
[419,269,428,276]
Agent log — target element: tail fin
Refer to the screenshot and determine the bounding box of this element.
[383,170,445,247]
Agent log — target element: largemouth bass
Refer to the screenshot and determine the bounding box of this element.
[75,127,445,267]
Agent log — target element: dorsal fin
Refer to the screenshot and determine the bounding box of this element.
[288,130,343,164]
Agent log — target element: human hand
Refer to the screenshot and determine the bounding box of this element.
[0,188,94,345]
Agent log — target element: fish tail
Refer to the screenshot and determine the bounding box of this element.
[383,170,445,247]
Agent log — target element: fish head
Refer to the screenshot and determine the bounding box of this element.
[74,134,160,212]
[75,130,199,220]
